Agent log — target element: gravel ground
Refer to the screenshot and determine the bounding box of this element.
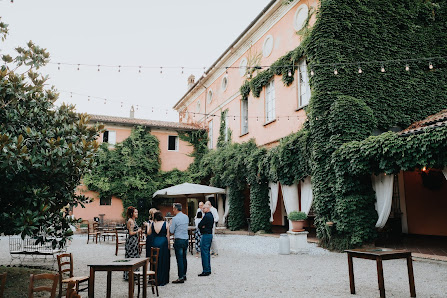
[1,234,447,297]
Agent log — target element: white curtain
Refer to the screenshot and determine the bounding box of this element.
[443,167,447,180]
[300,176,313,214]
[268,182,279,222]
[281,184,300,229]
[372,173,394,228]
[223,187,230,219]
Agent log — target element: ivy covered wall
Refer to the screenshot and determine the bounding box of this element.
[306,0,447,250]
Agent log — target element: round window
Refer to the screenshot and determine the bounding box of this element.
[196,101,201,113]
[207,90,213,104]
[294,4,309,31]
[221,76,228,91]
[239,57,248,77]
[263,35,274,57]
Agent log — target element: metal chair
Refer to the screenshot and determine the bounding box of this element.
[135,247,159,297]
[57,253,89,298]
[28,273,59,298]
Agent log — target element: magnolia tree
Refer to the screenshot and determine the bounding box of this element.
[0,19,102,247]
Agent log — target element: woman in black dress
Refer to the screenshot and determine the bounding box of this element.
[145,208,157,257]
[147,211,170,286]
[123,206,141,280]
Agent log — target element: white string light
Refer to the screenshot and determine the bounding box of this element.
[405,64,410,71]
[381,65,386,73]
[429,62,433,69]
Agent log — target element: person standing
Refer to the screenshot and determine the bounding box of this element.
[198,204,214,276]
[145,208,158,257]
[147,211,170,286]
[123,206,141,281]
[205,200,219,255]
[169,203,189,283]
[194,209,203,257]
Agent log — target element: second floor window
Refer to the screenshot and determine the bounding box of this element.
[103,130,116,145]
[298,59,311,108]
[100,196,112,205]
[168,135,179,151]
[241,99,248,135]
[265,80,275,123]
[208,120,213,149]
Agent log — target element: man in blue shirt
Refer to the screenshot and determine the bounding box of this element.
[170,203,189,283]
[198,204,214,276]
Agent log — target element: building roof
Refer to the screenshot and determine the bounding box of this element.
[399,109,447,137]
[173,0,277,110]
[88,114,202,131]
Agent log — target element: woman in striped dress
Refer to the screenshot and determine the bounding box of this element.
[123,206,141,281]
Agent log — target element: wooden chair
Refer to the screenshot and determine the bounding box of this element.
[87,222,100,244]
[28,273,59,298]
[65,281,82,298]
[135,247,159,297]
[0,272,6,298]
[57,253,89,298]
[115,229,126,256]
[138,229,146,255]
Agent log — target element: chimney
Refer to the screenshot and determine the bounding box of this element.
[187,74,195,90]
[130,105,135,118]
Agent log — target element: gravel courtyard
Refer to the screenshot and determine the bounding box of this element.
[1,234,447,297]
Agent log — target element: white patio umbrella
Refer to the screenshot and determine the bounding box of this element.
[152,183,226,199]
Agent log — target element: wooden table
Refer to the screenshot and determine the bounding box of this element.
[88,257,149,298]
[345,248,416,298]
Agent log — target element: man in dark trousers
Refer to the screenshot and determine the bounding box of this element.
[170,203,189,283]
[198,203,214,276]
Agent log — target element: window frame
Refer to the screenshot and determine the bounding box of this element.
[167,135,179,151]
[265,80,276,123]
[297,59,311,109]
[103,130,116,145]
[208,120,213,149]
[241,98,249,135]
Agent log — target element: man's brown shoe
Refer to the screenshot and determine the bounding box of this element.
[172,279,184,284]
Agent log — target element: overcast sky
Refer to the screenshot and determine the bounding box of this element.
[0,0,271,121]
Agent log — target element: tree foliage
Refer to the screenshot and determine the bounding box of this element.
[0,18,102,247]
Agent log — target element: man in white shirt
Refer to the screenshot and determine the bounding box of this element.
[205,200,219,255]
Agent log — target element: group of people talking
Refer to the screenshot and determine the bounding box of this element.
[123,200,219,286]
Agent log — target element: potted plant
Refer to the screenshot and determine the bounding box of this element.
[287,211,308,232]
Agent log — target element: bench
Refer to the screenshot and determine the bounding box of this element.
[9,236,66,267]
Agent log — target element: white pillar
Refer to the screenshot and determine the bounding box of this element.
[287,231,309,254]
[217,195,225,227]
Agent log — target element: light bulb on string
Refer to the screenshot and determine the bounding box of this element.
[104,99,107,104]
[256,117,258,122]
[77,64,80,71]
[288,70,292,77]
[58,63,61,70]
[333,68,338,75]
[88,96,90,102]
[120,102,123,108]
[358,66,363,74]
[381,65,385,73]
[70,92,72,98]
[166,110,168,115]
[288,116,290,121]
[405,64,410,71]
[118,65,121,73]
[136,105,139,110]
[181,67,184,75]
[225,67,228,74]
[139,66,142,73]
[310,69,314,76]
[429,62,433,70]
[203,67,206,77]
[97,65,100,72]
[160,67,163,74]
[151,107,154,113]
[233,116,236,121]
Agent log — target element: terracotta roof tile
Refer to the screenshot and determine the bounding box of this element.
[399,109,447,136]
[88,114,202,131]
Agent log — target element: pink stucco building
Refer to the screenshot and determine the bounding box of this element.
[72,114,200,223]
[173,0,318,229]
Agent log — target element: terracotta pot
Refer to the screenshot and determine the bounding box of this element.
[290,220,305,232]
